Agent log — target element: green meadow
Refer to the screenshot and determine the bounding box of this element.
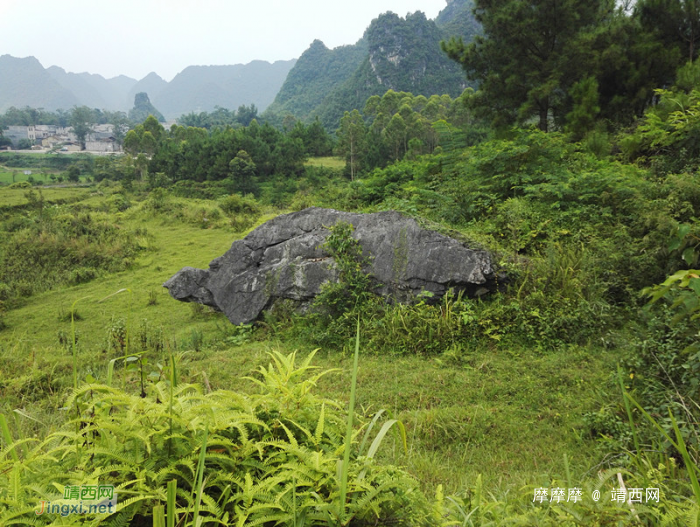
[0,184,610,493]
[0,167,688,525]
[3,85,700,523]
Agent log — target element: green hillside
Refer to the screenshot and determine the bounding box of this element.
[265,9,476,129]
[435,0,481,42]
[264,39,369,121]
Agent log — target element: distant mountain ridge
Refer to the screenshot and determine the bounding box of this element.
[264,0,479,129]
[1,0,475,124]
[46,66,137,111]
[0,55,296,119]
[0,55,78,112]
[152,61,295,119]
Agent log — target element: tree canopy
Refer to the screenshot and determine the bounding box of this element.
[442,0,698,132]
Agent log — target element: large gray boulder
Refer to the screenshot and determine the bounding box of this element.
[164,207,496,324]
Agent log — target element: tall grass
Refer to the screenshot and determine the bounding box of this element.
[338,320,360,523]
[0,339,424,526]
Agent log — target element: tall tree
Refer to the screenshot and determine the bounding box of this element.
[104,111,129,147]
[304,118,334,156]
[142,115,164,143]
[383,113,408,160]
[70,106,96,150]
[236,104,258,126]
[229,150,257,194]
[442,0,612,131]
[123,130,141,157]
[638,0,700,62]
[336,110,367,180]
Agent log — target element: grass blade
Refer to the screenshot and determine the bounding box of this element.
[107,358,117,387]
[192,426,209,526]
[366,419,407,459]
[617,365,641,456]
[167,479,177,527]
[358,409,386,457]
[153,504,165,527]
[669,409,700,503]
[0,414,19,462]
[339,319,361,524]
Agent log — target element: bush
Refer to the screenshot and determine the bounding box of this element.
[66,166,80,182]
[68,266,98,285]
[170,180,229,200]
[145,187,169,211]
[105,193,131,212]
[0,351,429,526]
[218,193,261,230]
[218,193,260,216]
[621,303,700,456]
[297,222,380,349]
[0,209,146,303]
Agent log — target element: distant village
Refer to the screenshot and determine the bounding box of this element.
[1,124,122,153]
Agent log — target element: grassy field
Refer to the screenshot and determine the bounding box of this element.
[304,156,346,169]
[0,186,92,209]
[0,165,61,184]
[0,186,618,499]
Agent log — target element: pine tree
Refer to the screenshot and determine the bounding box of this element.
[442,0,612,131]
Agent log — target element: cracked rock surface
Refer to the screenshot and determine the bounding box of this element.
[164,207,496,325]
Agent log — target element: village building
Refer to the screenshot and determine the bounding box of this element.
[2,123,122,152]
[3,125,30,147]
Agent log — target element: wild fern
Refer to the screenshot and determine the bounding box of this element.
[0,348,426,526]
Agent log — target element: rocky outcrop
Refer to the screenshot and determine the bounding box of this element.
[164,208,496,325]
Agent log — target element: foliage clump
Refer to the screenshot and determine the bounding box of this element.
[0,350,429,526]
[0,201,149,305]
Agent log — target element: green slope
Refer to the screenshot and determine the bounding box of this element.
[265,9,478,130]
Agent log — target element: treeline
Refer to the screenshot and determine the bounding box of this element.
[0,106,122,128]
[103,88,475,194]
[109,115,332,196]
[335,89,480,178]
[177,104,260,129]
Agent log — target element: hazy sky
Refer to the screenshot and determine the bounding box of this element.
[1,0,449,81]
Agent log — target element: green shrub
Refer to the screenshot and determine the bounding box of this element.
[145,187,169,211]
[170,180,229,200]
[68,266,98,285]
[0,209,146,303]
[621,304,700,456]
[365,292,469,355]
[105,193,131,212]
[583,126,612,158]
[0,350,429,526]
[66,165,80,182]
[218,193,260,216]
[298,222,379,349]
